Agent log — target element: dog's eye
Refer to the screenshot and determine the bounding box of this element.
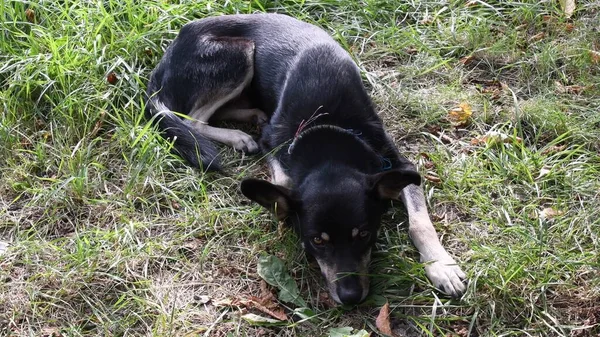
[313,237,323,245]
[359,231,370,238]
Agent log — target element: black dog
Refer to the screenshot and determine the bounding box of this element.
[146,13,466,305]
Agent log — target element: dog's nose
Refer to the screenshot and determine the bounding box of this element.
[336,278,364,305]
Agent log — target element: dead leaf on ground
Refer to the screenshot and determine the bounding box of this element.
[376,302,393,336]
[213,297,237,307]
[590,50,600,64]
[426,124,442,134]
[459,55,476,65]
[420,15,433,25]
[565,22,575,32]
[541,145,567,155]
[244,296,288,321]
[424,174,442,183]
[439,133,455,144]
[539,207,565,220]
[559,0,576,19]
[446,324,469,337]
[528,32,546,43]
[107,72,118,85]
[213,294,288,321]
[405,47,418,55]
[475,80,504,100]
[40,327,62,337]
[542,15,555,22]
[447,103,472,127]
[555,81,588,95]
[318,291,337,308]
[471,131,522,146]
[89,110,106,138]
[25,8,35,23]
[430,213,446,222]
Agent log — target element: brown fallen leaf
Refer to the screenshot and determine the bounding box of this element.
[542,15,554,22]
[565,22,575,33]
[589,50,600,64]
[426,124,442,134]
[459,55,476,65]
[424,174,441,183]
[515,23,528,31]
[89,110,105,138]
[420,16,433,25]
[539,207,565,220]
[212,295,288,321]
[376,302,393,336]
[41,327,62,337]
[447,103,472,127]
[25,8,35,23]
[541,145,567,155]
[529,32,546,43]
[447,324,469,337]
[555,81,588,94]
[405,47,418,55]
[179,237,204,257]
[439,133,455,144]
[107,72,118,85]
[559,0,576,19]
[318,291,337,308]
[470,131,522,146]
[213,297,237,307]
[245,296,288,321]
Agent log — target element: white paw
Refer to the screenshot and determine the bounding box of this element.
[424,258,467,298]
[229,130,259,153]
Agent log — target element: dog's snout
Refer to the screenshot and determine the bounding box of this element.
[336,276,365,305]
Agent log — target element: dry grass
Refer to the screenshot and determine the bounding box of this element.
[1,0,599,336]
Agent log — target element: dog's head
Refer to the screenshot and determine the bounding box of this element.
[241,167,420,305]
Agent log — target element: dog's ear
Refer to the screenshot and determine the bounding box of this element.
[370,169,421,200]
[240,178,294,220]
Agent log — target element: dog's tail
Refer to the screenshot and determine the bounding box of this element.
[145,97,220,171]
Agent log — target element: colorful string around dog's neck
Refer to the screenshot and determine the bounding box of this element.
[288,106,328,154]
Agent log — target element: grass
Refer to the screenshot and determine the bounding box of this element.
[1,0,599,336]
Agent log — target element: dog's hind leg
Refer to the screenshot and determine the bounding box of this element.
[212,108,268,125]
[400,184,467,298]
[180,36,259,153]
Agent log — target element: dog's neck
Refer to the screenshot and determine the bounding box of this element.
[286,125,385,182]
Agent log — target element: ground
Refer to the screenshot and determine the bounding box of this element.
[1,1,599,336]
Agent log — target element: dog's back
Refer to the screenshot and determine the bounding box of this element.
[176,14,357,113]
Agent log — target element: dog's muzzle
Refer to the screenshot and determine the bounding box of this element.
[316,250,371,305]
[335,274,369,305]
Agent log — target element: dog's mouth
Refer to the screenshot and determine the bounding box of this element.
[314,249,371,305]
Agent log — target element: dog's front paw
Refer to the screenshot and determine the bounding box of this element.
[424,258,467,298]
[229,130,259,153]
